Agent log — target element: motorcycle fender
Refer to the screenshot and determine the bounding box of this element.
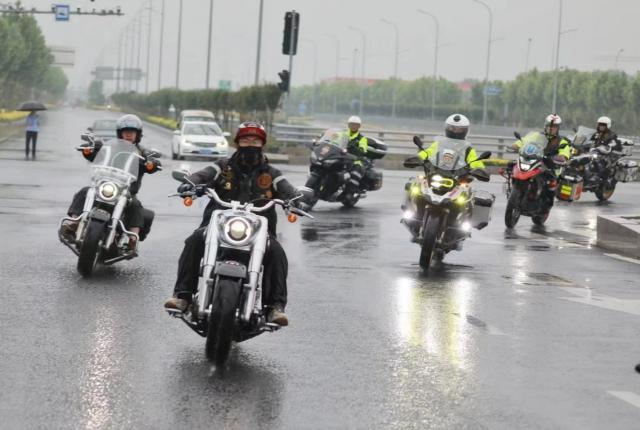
[214,261,247,279]
[89,208,111,223]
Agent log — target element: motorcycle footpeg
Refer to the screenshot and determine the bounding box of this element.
[165,308,184,318]
[265,322,283,330]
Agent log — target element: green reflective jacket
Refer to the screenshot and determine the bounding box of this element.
[418,141,486,169]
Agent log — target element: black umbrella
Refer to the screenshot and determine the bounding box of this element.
[18,101,47,112]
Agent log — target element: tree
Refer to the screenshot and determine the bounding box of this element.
[88,80,106,105]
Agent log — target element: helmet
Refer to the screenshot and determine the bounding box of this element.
[347,115,362,125]
[544,114,562,137]
[444,113,470,139]
[234,121,267,144]
[116,114,143,143]
[597,116,612,128]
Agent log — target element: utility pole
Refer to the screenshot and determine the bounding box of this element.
[116,32,122,92]
[286,11,298,114]
[525,37,532,73]
[176,0,183,89]
[472,0,493,126]
[136,14,142,92]
[157,0,165,90]
[326,34,340,114]
[417,9,440,121]
[205,0,214,89]
[303,39,318,115]
[380,19,399,118]
[614,48,624,70]
[145,0,152,93]
[551,0,577,113]
[348,26,366,118]
[254,0,264,85]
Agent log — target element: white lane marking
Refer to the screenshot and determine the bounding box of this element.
[608,391,640,409]
[558,287,640,317]
[605,253,640,266]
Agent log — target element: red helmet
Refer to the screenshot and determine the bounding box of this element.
[234,121,267,145]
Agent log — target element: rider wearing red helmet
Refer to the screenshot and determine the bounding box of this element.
[165,121,300,326]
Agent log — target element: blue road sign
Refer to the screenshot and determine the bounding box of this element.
[55,5,70,21]
[485,85,502,96]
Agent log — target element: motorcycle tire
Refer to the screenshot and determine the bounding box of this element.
[77,219,105,277]
[504,188,521,229]
[419,215,441,270]
[532,211,549,226]
[595,180,616,201]
[341,194,360,208]
[205,277,241,365]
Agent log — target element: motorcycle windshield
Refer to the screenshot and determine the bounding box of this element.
[318,128,349,149]
[92,139,140,184]
[427,136,471,172]
[573,126,596,146]
[519,132,546,160]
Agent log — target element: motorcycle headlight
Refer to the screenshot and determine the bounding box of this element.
[224,217,252,243]
[98,181,119,201]
[520,162,531,171]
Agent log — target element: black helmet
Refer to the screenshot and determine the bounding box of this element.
[116,114,143,143]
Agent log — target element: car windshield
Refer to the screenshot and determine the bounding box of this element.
[318,128,349,148]
[92,139,140,183]
[519,131,546,158]
[183,116,215,123]
[183,123,222,136]
[93,120,117,130]
[427,136,471,171]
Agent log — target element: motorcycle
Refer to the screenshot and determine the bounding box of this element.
[401,136,493,270]
[557,126,637,202]
[302,128,387,210]
[58,135,160,276]
[502,131,566,228]
[167,169,313,365]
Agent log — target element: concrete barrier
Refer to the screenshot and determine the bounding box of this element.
[597,215,640,258]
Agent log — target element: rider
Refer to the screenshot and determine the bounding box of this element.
[591,116,622,151]
[417,114,486,169]
[60,114,160,248]
[344,115,372,190]
[164,121,300,326]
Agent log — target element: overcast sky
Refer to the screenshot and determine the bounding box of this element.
[33,0,640,93]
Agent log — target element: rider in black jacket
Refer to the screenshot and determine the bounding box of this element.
[164,121,299,326]
[60,114,160,248]
[591,116,622,151]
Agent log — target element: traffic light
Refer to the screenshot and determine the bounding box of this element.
[282,11,300,55]
[278,70,290,93]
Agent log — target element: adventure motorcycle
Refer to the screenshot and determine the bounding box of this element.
[401,136,493,270]
[302,128,387,210]
[502,131,565,228]
[557,125,637,202]
[167,170,313,365]
[58,135,160,276]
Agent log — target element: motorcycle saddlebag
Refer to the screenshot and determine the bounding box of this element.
[614,159,638,183]
[363,168,383,191]
[471,191,495,230]
[557,176,583,202]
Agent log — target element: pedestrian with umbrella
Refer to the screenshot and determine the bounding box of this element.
[18,101,46,160]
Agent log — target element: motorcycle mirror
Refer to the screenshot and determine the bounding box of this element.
[403,156,423,168]
[471,168,491,182]
[148,148,162,159]
[412,135,425,150]
[572,127,578,133]
[87,127,93,132]
[477,151,492,161]
[80,133,92,143]
[513,131,522,140]
[223,131,231,138]
[171,169,190,182]
[173,130,181,136]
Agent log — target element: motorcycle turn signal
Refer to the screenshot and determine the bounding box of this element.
[287,213,298,223]
[183,197,193,207]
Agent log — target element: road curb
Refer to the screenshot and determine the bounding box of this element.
[597,214,640,258]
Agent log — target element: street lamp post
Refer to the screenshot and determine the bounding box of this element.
[254,0,264,85]
[525,37,532,74]
[205,0,215,89]
[145,0,153,93]
[157,0,165,90]
[176,0,183,89]
[380,19,399,118]
[417,9,440,121]
[136,14,142,92]
[303,39,318,115]
[472,0,493,126]
[348,26,366,117]
[326,34,340,114]
[551,0,577,113]
[614,48,624,70]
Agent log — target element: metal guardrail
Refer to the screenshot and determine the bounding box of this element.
[273,123,640,162]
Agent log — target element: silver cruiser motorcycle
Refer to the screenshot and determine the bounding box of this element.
[58,137,158,276]
[167,169,313,364]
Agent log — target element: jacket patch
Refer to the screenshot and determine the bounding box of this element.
[257,173,273,190]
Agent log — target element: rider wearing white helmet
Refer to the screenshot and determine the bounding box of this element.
[592,115,621,150]
[417,114,486,169]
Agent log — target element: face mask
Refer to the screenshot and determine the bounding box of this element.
[237,146,262,168]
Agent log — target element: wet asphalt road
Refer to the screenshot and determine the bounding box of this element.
[2,109,640,429]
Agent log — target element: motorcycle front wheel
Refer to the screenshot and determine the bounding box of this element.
[419,214,441,270]
[595,179,616,201]
[504,188,521,229]
[205,277,241,365]
[341,193,360,208]
[77,219,105,277]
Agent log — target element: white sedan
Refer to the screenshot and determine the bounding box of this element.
[171,121,231,160]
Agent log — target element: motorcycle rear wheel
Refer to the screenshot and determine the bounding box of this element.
[77,220,104,277]
[205,277,241,365]
[595,181,616,201]
[504,188,521,229]
[419,215,441,270]
[532,211,549,226]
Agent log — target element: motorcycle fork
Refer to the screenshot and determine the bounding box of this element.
[104,195,127,249]
[241,222,268,323]
[198,216,221,319]
[77,188,97,241]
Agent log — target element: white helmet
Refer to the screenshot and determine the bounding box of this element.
[347,115,362,125]
[597,116,612,128]
[444,113,470,139]
[544,114,562,137]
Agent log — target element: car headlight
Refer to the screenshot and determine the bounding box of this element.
[98,181,119,201]
[223,217,252,244]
